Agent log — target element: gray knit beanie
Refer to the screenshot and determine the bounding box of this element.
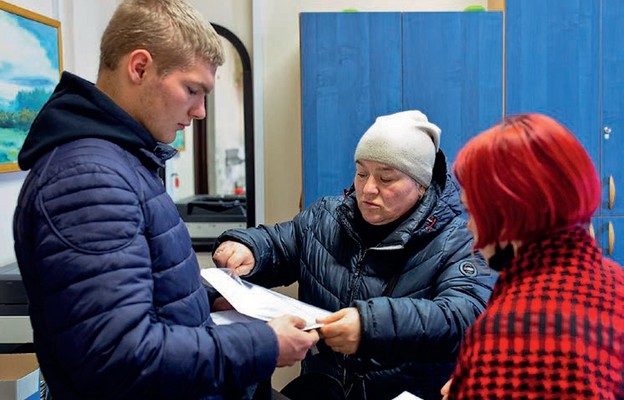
[354,110,441,187]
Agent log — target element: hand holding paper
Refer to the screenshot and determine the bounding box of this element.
[212,241,255,275]
[268,315,319,367]
[201,267,332,330]
[317,307,362,354]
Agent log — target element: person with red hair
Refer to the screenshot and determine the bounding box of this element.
[443,113,624,399]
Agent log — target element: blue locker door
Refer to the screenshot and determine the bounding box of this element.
[300,12,402,208]
[402,12,503,165]
[597,217,624,266]
[601,0,624,217]
[506,0,601,178]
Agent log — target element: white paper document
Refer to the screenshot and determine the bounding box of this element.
[210,309,262,325]
[202,268,332,330]
[392,392,424,400]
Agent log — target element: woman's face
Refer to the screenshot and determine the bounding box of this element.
[354,160,424,225]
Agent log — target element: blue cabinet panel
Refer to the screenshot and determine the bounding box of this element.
[403,12,503,164]
[506,0,601,169]
[596,217,624,266]
[601,0,624,216]
[300,12,402,208]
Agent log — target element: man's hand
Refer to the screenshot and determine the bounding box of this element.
[317,307,361,355]
[268,315,320,367]
[212,241,255,275]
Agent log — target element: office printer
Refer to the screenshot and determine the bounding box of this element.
[176,195,247,251]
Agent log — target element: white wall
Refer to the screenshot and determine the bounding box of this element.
[59,0,120,81]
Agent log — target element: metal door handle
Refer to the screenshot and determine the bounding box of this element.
[609,175,616,209]
[608,221,615,255]
[588,222,595,240]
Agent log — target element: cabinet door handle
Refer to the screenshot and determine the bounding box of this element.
[608,221,615,256]
[588,222,595,239]
[609,175,616,209]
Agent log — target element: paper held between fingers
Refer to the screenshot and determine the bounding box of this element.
[201,268,332,330]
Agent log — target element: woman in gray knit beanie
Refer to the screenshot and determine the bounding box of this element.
[213,110,494,400]
[353,110,442,225]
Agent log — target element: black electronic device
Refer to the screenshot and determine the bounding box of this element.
[175,195,247,251]
[0,262,27,316]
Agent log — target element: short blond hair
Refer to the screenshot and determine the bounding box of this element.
[99,0,224,76]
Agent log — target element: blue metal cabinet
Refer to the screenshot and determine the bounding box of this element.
[602,0,624,218]
[600,0,624,263]
[403,12,503,165]
[506,0,624,263]
[300,12,402,208]
[505,0,601,167]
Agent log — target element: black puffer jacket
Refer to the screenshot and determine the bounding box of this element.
[216,153,496,400]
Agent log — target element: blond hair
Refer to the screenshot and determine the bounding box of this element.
[99,0,224,75]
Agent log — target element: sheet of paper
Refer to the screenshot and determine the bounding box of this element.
[210,310,262,325]
[202,268,332,330]
[392,391,424,400]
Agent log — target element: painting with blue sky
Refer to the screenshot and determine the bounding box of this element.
[0,2,61,172]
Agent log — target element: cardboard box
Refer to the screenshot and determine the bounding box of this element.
[0,353,39,400]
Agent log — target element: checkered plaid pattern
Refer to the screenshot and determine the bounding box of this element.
[449,225,624,399]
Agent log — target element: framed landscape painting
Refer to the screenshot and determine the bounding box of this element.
[0,1,62,173]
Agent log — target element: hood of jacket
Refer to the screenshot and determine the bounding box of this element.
[18,71,160,170]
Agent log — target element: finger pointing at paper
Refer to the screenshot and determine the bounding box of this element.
[212,240,255,275]
[317,307,362,355]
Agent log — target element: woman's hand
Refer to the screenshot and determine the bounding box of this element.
[212,241,255,275]
[317,307,362,355]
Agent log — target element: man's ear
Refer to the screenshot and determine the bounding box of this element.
[127,49,153,84]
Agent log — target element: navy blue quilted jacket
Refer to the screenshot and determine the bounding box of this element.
[216,155,496,400]
[13,72,278,400]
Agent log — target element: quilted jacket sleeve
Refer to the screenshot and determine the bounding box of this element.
[214,217,308,289]
[14,157,277,399]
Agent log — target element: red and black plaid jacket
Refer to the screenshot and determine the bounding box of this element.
[449,225,624,399]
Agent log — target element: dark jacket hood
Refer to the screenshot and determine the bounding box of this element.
[18,71,158,170]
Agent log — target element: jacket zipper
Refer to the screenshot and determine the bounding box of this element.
[342,248,369,390]
[341,243,405,391]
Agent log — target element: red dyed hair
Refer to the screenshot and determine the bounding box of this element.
[453,113,600,249]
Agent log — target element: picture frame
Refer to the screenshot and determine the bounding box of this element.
[0,1,62,173]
